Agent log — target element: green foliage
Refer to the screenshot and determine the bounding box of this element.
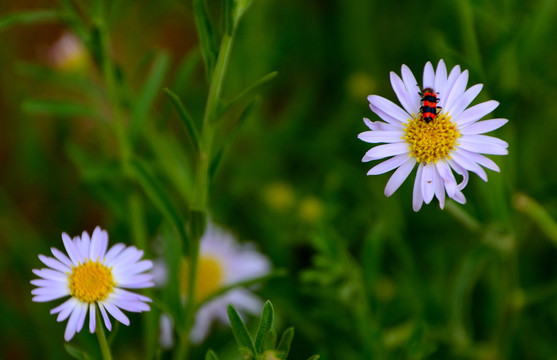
[64,344,93,360]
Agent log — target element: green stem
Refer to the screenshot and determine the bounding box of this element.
[514,193,557,245]
[95,309,113,360]
[445,200,482,233]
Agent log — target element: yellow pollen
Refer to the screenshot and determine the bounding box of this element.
[68,260,115,303]
[180,255,224,303]
[404,113,461,163]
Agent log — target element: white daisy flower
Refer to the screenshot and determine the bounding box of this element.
[31,227,154,341]
[159,222,271,345]
[358,60,509,211]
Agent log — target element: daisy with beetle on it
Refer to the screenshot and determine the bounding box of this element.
[31,227,154,342]
[358,60,508,211]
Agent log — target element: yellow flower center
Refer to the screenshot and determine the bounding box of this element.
[68,260,116,303]
[404,113,461,163]
[180,255,224,303]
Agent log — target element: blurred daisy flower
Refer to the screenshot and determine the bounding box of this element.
[48,32,89,73]
[159,222,271,345]
[358,60,508,211]
[31,227,153,341]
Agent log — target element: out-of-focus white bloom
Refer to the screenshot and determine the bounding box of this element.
[159,222,271,346]
[48,32,89,73]
[31,227,153,341]
[359,60,508,211]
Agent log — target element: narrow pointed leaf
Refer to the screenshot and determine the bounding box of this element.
[306,355,320,360]
[255,301,275,353]
[263,328,277,352]
[227,304,256,356]
[131,51,170,139]
[276,327,295,359]
[22,99,98,119]
[63,344,93,360]
[164,88,200,151]
[193,0,218,81]
[0,10,60,30]
[222,71,278,114]
[205,349,219,360]
[222,0,235,35]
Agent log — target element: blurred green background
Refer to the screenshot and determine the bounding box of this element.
[2,0,557,359]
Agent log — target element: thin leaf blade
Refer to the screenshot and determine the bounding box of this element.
[255,301,275,354]
[164,88,200,151]
[227,304,256,357]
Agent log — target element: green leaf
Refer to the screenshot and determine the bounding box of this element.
[63,344,93,360]
[255,301,275,354]
[193,0,218,82]
[263,328,277,352]
[306,355,320,360]
[227,304,256,357]
[22,99,98,119]
[205,349,219,360]
[234,0,253,23]
[129,159,190,252]
[0,10,60,31]
[222,71,278,114]
[164,88,200,151]
[131,51,170,139]
[222,0,235,35]
[276,327,294,359]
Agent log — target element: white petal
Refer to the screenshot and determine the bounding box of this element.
[32,286,68,296]
[443,70,469,115]
[439,65,461,107]
[79,231,91,261]
[400,65,422,109]
[423,62,435,89]
[454,100,499,127]
[98,303,112,331]
[104,243,126,264]
[452,189,467,204]
[33,268,67,282]
[457,149,500,172]
[62,233,81,265]
[51,298,78,319]
[39,255,71,273]
[368,104,405,128]
[116,274,154,288]
[51,247,72,267]
[435,160,457,197]
[159,314,174,349]
[89,304,96,333]
[448,83,483,118]
[363,118,401,131]
[452,150,488,181]
[390,72,418,115]
[384,158,416,197]
[461,134,508,148]
[76,303,88,333]
[433,168,445,209]
[64,303,86,341]
[31,279,60,287]
[447,159,469,191]
[459,118,508,134]
[434,60,448,98]
[358,130,404,143]
[367,154,410,175]
[421,164,436,204]
[190,306,213,344]
[412,163,425,212]
[362,142,410,162]
[103,302,130,326]
[368,95,410,123]
[458,138,509,155]
[109,247,143,268]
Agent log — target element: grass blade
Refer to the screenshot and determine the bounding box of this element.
[164,88,200,151]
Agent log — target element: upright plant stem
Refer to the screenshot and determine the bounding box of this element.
[95,309,113,360]
[176,26,238,360]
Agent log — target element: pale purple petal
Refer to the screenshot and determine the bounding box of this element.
[439,65,461,107]
[423,62,435,89]
[367,154,411,175]
[51,247,72,267]
[452,189,467,204]
[362,142,410,162]
[461,134,508,148]
[79,231,91,260]
[460,119,508,134]
[115,260,153,277]
[412,163,425,212]
[368,95,411,123]
[447,159,469,191]
[384,158,416,197]
[457,149,500,172]
[39,255,71,273]
[443,70,469,115]
[31,279,60,287]
[358,131,404,143]
[400,65,422,109]
[363,118,401,131]
[434,60,448,98]
[435,160,457,197]
[433,168,445,209]
[454,100,499,127]
[390,72,418,115]
[62,233,81,265]
[104,243,126,264]
[98,303,112,331]
[76,302,88,333]
[458,138,509,155]
[89,304,96,333]
[452,150,488,181]
[421,163,436,204]
[448,84,483,118]
[32,268,67,282]
[103,302,130,326]
[64,303,86,341]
